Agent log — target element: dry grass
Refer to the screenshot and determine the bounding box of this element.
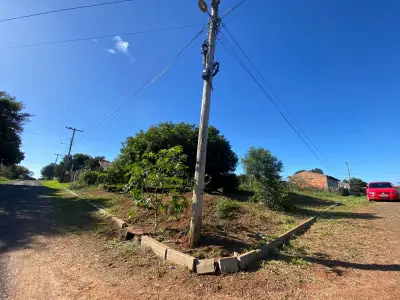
[68,187,313,258]
[62,184,370,262]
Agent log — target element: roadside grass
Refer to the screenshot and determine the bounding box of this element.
[288,188,369,218]
[40,180,70,189]
[40,180,111,234]
[264,190,375,280]
[0,176,11,184]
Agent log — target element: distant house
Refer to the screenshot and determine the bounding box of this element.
[99,160,111,170]
[290,171,340,190]
[338,181,350,190]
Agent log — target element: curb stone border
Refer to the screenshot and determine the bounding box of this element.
[63,187,339,274]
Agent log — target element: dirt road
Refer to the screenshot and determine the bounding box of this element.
[1,181,400,299]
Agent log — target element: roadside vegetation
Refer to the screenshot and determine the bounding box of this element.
[0,91,35,181]
[39,120,370,259]
[0,176,11,183]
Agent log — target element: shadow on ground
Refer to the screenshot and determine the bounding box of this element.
[271,252,400,272]
[288,192,380,220]
[0,182,109,254]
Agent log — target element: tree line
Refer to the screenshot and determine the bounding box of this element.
[0,91,34,180]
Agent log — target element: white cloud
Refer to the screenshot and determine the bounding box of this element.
[113,36,129,54]
[107,49,116,54]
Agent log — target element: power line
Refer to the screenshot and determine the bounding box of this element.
[217,28,331,172]
[221,24,328,162]
[0,23,203,51]
[73,25,208,146]
[220,0,250,19]
[0,0,136,23]
[223,0,260,25]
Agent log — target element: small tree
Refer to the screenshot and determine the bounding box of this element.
[241,147,283,183]
[125,146,189,234]
[242,147,286,209]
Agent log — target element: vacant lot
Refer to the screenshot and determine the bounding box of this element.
[4,181,400,299]
[62,184,367,258]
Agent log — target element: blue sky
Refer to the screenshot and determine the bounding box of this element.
[1,0,400,183]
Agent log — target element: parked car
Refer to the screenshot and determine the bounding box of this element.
[367,182,399,201]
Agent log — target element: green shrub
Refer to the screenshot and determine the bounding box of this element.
[70,181,88,190]
[79,171,99,185]
[251,178,290,211]
[216,198,241,219]
[98,172,107,184]
[337,187,350,196]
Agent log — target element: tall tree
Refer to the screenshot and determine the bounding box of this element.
[114,122,238,189]
[0,91,32,165]
[71,153,93,170]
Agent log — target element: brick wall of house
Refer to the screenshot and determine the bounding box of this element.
[290,171,328,189]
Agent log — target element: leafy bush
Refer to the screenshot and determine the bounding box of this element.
[215,198,241,219]
[70,181,88,190]
[337,187,350,196]
[169,195,189,219]
[97,172,107,184]
[251,179,290,211]
[79,171,99,185]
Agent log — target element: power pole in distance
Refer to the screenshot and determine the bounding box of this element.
[54,153,63,165]
[189,0,221,248]
[346,162,351,194]
[53,154,63,179]
[66,126,83,173]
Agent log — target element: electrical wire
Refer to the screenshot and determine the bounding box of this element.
[217,29,332,172]
[0,0,136,23]
[220,0,250,19]
[73,25,208,146]
[221,24,328,161]
[0,23,203,51]
[223,0,260,25]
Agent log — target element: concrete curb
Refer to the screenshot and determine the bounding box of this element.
[140,235,197,272]
[63,187,128,229]
[237,250,259,270]
[139,216,318,274]
[263,216,316,253]
[63,187,338,274]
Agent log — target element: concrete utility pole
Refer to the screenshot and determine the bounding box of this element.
[66,126,83,173]
[53,154,63,179]
[189,0,220,248]
[54,153,63,165]
[346,162,351,194]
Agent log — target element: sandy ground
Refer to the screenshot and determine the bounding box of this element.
[1,181,400,299]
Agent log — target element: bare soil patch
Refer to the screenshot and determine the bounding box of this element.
[76,187,309,257]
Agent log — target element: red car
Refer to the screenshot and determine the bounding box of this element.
[367,182,399,201]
